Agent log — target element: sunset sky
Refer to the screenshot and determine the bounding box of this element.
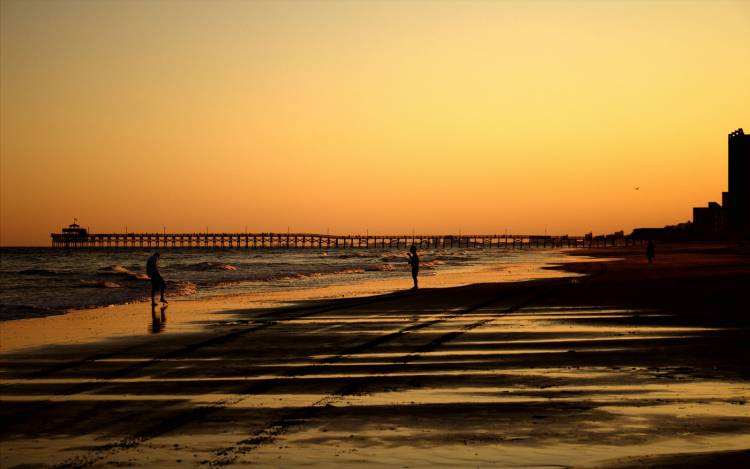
[1,0,749,246]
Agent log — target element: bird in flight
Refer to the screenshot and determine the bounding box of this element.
[634,187,640,190]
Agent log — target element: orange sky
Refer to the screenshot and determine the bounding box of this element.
[1,1,749,246]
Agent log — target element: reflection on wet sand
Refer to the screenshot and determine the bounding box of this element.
[1,254,749,468]
[149,304,168,334]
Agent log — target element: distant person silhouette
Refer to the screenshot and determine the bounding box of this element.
[407,245,419,289]
[646,240,655,264]
[146,252,167,306]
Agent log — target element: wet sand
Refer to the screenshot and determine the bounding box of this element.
[1,244,749,468]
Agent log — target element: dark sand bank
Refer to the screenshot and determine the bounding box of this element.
[1,244,749,468]
[576,448,750,469]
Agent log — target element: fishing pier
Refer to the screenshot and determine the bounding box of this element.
[51,223,635,249]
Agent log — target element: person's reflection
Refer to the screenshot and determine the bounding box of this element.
[150,304,168,334]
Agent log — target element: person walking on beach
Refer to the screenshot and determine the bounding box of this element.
[147,252,167,306]
[646,240,655,264]
[407,245,419,290]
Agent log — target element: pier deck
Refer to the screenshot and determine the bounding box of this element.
[50,232,636,249]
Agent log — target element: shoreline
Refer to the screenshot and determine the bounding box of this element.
[0,249,581,353]
[1,244,749,468]
[0,247,576,324]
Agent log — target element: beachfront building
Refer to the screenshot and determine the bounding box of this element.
[631,222,693,241]
[726,128,750,235]
[691,128,750,237]
[693,202,723,236]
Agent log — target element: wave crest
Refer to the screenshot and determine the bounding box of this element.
[97,265,148,281]
[175,261,238,271]
[79,280,122,288]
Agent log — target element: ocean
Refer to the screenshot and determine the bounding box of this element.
[0,247,572,321]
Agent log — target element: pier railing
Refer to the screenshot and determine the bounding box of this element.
[50,232,639,249]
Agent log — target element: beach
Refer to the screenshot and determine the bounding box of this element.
[1,245,749,468]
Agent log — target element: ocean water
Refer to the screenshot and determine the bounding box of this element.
[0,247,568,321]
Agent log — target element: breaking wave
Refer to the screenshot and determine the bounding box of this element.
[175,261,239,271]
[98,265,131,274]
[97,265,149,281]
[18,268,62,276]
[170,280,198,296]
[79,280,122,288]
[365,263,396,272]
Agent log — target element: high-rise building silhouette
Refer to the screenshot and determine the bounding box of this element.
[692,128,749,237]
[634,128,748,240]
[692,202,723,235]
[727,128,750,235]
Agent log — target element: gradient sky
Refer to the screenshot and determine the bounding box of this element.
[1,0,749,245]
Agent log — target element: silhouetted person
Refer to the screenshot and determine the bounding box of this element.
[147,252,167,306]
[407,245,419,289]
[646,240,655,264]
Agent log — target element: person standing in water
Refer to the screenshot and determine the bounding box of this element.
[646,240,655,264]
[407,245,419,290]
[146,252,167,306]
